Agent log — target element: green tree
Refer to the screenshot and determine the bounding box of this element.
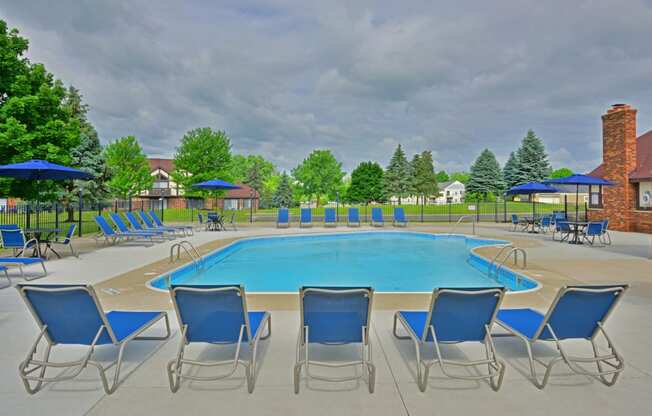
[466,149,504,199]
[172,128,232,198]
[292,149,344,206]
[0,20,82,200]
[242,156,276,209]
[384,144,412,204]
[272,171,293,208]
[412,150,438,203]
[502,151,520,189]
[514,129,551,184]
[449,171,471,184]
[550,167,573,179]
[346,161,385,204]
[231,154,275,183]
[435,170,450,183]
[103,136,153,199]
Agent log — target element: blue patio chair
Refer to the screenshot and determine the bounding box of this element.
[125,212,169,238]
[371,207,384,227]
[300,208,312,228]
[324,207,337,227]
[94,215,154,246]
[552,220,572,242]
[538,215,552,233]
[0,257,47,279]
[496,284,628,389]
[294,286,375,394]
[393,287,506,392]
[16,284,170,394]
[277,208,290,228]
[109,212,160,239]
[511,214,527,232]
[147,210,193,236]
[138,211,183,236]
[600,219,612,245]
[0,224,40,257]
[347,207,360,227]
[167,285,271,393]
[582,221,605,245]
[48,223,78,259]
[393,207,408,227]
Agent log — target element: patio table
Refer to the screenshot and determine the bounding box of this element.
[521,216,541,234]
[206,213,225,231]
[24,228,61,258]
[565,221,588,245]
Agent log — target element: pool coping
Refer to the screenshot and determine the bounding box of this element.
[145,230,542,295]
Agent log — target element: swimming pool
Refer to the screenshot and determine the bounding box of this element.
[149,232,539,293]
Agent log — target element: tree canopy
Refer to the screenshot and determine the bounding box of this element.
[384,144,412,203]
[0,20,83,200]
[347,161,385,204]
[466,149,504,198]
[435,170,449,183]
[412,150,438,199]
[292,149,344,206]
[449,171,471,184]
[103,136,152,199]
[550,167,573,179]
[502,151,520,190]
[514,129,551,184]
[272,171,293,208]
[172,128,232,197]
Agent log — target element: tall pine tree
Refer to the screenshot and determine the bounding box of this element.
[502,151,520,190]
[412,151,438,203]
[385,144,412,204]
[272,172,293,208]
[467,149,504,199]
[514,130,550,184]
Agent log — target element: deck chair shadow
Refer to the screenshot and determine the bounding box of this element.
[167,285,271,393]
[496,284,628,389]
[294,286,375,394]
[17,284,170,394]
[393,287,506,392]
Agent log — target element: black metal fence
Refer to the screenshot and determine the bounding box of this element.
[0,195,588,236]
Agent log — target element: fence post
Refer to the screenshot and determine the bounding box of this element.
[494,199,498,222]
[55,202,59,229]
[26,204,31,229]
[420,197,424,223]
[564,195,568,219]
[503,199,507,223]
[476,200,481,222]
[448,201,452,223]
[78,194,83,237]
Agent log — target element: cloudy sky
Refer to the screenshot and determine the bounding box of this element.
[2,0,652,173]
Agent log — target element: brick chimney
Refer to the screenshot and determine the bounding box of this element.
[601,104,637,230]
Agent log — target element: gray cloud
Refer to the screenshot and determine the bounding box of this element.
[2,0,652,173]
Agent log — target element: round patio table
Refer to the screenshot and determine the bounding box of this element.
[24,228,61,258]
[566,221,587,245]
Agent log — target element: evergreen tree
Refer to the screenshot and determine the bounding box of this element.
[412,151,438,203]
[514,130,551,184]
[272,172,293,208]
[466,149,504,199]
[384,144,412,204]
[346,161,385,204]
[502,151,520,189]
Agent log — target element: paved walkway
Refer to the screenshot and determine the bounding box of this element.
[1,224,651,415]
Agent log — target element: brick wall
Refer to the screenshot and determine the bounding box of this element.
[591,104,639,231]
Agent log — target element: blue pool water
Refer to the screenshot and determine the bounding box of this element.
[150,232,538,292]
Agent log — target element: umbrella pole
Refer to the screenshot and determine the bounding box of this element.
[575,184,579,222]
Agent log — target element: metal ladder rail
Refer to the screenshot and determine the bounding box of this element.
[449,215,476,236]
[170,240,203,268]
[488,244,514,277]
[494,248,527,285]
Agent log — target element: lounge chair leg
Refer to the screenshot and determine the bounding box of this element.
[1,269,11,289]
[294,329,305,394]
[392,313,411,340]
[167,326,188,393]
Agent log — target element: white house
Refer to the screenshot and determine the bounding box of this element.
[434,181,465,204]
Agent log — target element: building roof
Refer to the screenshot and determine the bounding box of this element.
[439,180,464,189]
[590,130,652,181]
[148,158,175,173]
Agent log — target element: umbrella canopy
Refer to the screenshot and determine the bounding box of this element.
[0,159,94,181]
[543,173,614,186]
[193,179,241,190]
[506,182,559,195]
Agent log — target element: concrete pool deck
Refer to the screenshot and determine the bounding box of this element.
[1,223,651,415]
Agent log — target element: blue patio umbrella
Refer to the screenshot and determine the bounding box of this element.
[505,182,559,219]
[193,179,241,210]
[544,174,614,221]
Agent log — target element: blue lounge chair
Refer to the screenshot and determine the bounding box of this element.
[16,284,170,394]
[582,221,605,245]
[148,210,193,236]
[0,224,40,257]
[94,215,154,246]
[323,207,337,227]
[347,207,360,227]
[552,220,572,242]
[393,287,506,392]
[294,286,375,394]
[1,265,10,288]
[47,223,78,259]
[167,285,271,393]
[511,214,527,232]
[0,257,47,279]
[125,212,169,238]
[393,207,407,227]
[371,207,384,227]
[109,213,161,241]
[138,211,183,236]
[277,208,290,228]
[300,208,312,228]
[538,215,552,233]
[496,284,628,389]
